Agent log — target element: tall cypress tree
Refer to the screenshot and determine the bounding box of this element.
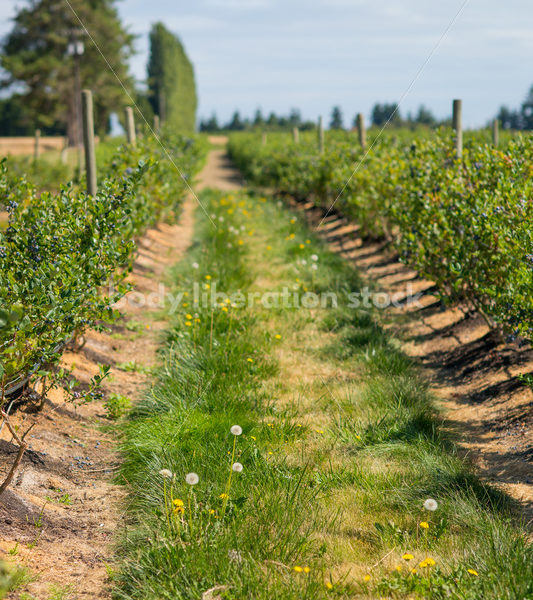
[1,0,135,141]
[147,23,197,134]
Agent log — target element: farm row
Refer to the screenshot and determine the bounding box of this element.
[228,130,533,341]
[0,133,206,401]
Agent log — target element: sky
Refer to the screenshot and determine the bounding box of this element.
[1,0,532,128]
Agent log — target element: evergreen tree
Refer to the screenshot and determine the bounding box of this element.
[253,109,264,127]
[371,103,401,126]
[330,106,344,129]
[1,0,135,141]
[147,23,197,134]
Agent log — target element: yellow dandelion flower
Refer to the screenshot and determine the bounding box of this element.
[303,566,310,573]
[410,568,417,574]
[219,493,229,500]
[420,521,429,529]
[299,243,305,249]
[172,499,185,514]
[238,240,244,245]
[467,569,478,576]
[184,291,189,297]
[290,218,296,224]
[363,575,371,582]
[395,565,402,572]
[289,233,295,239]
[205,275,211,280]
[186,314,193,319]
[208,509,216,515]
[195,318,201,323]
[305,239,311,244]
[274,334,282,339]
[420,558,435,568]
[247,358,254,363]
[266,245,272,250]
[325,582,333,589]
[296,423,302,427]
[182,302,189,307]
[222,306,228,312]
[402,553,414,561]
[250,435,256,441]
[268,451,273,455]
[293,566,303,573]
[185,321,192,327]
[315,429,324,434]
[248,230,254,236]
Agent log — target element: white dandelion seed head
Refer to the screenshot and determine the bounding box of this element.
[228,549,242,564]
[423,498,438,511]
[301,259,307,265]
[230,425,243,436]
[311,254,318,262]
[232,462,243,473]
[192,262,199,269]
[185,472,199,485]
[311,264,318,271]
[159,469,173,478]
[219,216,224,222]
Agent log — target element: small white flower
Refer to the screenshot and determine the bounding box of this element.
[230,425,242,436]
[219,216,224,222]
[311,264,318,271]
[232,462,243,472]
[159,469,173,478]
[192,262,199,269]
[423,498,438,511]
[185,472,199,485]
[310,254,318,262]
[301,259,307,265]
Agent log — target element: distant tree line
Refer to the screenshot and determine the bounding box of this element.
[200,103,443,132]
[199,109,317,132]
[495,85,533,130]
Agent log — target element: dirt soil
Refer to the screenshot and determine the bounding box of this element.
[296,200,533,525]
[0,197,196,598]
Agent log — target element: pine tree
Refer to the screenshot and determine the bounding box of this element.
[330,106,344,129]
[1,0,135,142]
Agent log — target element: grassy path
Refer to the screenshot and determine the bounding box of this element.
[114,183,531,599]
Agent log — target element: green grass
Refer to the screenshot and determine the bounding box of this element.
[114,189,532,599]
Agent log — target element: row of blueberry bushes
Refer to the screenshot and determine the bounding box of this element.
[228,130,533,340]
[0,132,206,398]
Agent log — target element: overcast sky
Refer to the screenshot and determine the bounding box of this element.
[1,0,532,127]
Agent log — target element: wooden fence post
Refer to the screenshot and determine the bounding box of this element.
[492,118,499,147]
[356,113,366,150]
[293,127,299,144]
[33,129,40,163]
[125,106,136,146]
[60,136,69,165]
[452,99,463,158]
[81,89,97,196]
[154,114,160,134]
[318,116,324,154]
